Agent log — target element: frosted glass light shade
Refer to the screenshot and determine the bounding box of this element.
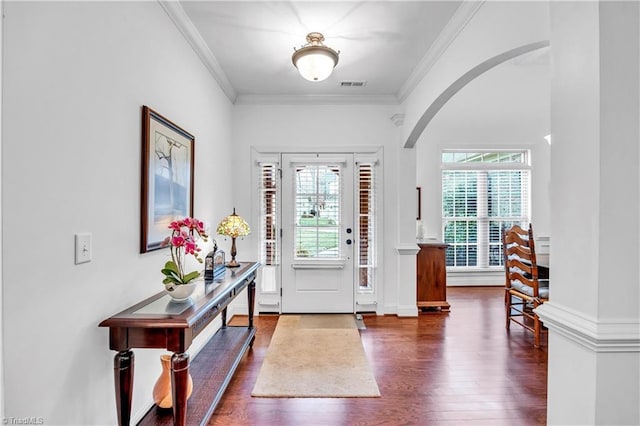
[292,32,339,82]
[294,49,337,82]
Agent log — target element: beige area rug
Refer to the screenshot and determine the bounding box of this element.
[251,314,381,398]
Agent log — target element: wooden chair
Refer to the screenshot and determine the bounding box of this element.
[502,224,549,348]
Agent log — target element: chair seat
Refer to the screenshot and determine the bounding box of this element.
[510,280,549,299]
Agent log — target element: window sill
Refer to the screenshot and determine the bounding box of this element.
[448,267,503,273]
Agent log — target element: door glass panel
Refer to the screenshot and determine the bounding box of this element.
[294,165,341,259]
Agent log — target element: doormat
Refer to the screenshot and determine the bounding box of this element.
[251,314,381,398]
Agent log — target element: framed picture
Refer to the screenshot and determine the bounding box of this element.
[416,187,422,220]
[140,106,195,253]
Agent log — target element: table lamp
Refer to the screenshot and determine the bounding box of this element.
[216,208,251,267]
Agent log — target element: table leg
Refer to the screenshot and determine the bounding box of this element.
[113,350,134,426]
[171,352,190,426]
[247,279,256,329]
[222,307,227,328]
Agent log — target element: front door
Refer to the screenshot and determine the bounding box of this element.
[280,153,355,313]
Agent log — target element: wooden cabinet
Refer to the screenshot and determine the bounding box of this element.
[417,242,450,312]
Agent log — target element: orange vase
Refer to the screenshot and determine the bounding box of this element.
[152,354,193,409]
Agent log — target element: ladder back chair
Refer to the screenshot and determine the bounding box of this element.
[502,224,549,348]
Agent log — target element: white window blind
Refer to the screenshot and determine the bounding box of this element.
[259,162,279,293]
[442,151,530,269]
[260,163,279,266]
[357,161,376,292]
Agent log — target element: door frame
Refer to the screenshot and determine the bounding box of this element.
[250,147,384,315]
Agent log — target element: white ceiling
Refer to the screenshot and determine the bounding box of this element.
[171,1,465,104]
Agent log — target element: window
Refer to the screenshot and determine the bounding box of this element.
[260,163,279,266]
[442,151,530,269]
[294,165,341,259]
[357,161,376,292]
[259,161,279,292]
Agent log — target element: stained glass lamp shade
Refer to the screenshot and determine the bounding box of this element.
[216,208,250,267]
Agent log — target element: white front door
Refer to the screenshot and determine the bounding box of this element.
[280,153,355,313]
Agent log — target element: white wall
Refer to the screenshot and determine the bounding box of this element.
[0,0,5,419]
[409,1,551,285]
[2,2,232,424]
[231,104,412,315]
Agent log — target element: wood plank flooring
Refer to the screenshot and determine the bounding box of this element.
[211,286,547,426]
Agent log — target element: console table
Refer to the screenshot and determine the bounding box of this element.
[416,242,450,312]
[99,262,260,426]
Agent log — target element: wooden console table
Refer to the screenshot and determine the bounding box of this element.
[417,242,450,312]
[99,262,260,426]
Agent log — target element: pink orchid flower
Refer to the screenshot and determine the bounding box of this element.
[162,216,209,285]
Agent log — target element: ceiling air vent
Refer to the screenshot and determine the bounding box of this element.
[339,81,367,87]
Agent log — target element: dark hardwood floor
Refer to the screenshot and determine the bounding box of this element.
[212,286,547,426]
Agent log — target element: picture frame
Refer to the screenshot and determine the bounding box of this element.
[213,250,227,280]
[140,106,195,253]
[416,186,422,220]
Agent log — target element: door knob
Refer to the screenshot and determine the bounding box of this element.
[346,228,352,234]
[346,239,352,245]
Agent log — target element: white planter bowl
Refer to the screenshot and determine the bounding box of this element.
[164,282,197,302]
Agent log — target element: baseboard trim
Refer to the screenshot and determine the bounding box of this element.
[396,304,419,317]
[447,271,503,286]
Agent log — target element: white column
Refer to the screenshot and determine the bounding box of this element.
[536,2,640,425]
[395,145,419,317]
[0,0,4,419]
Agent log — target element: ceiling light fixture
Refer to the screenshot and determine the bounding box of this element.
[292,32,339,82]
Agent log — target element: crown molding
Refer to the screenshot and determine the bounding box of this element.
[158,0,237,103]
[160,0,483,106]
[234,94,399,106]
[535,302,640,353]
[397,0,485,103]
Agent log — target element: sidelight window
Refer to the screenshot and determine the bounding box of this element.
[357,161,376,292]
[259,161,279,293]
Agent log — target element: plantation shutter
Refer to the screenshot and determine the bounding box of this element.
[356,160,377,292]
[486,169,530,266]
[259,162,279,292]
[442,151,530,269]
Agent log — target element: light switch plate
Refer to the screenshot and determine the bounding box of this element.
[75,233,92,264]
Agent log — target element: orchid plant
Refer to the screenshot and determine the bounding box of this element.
[160,217,208,289]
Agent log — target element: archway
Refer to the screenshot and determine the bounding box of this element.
[404,40,550,148]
